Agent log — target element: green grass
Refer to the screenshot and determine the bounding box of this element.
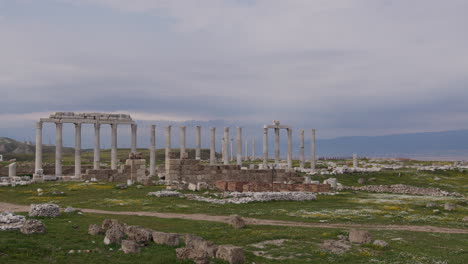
[1,212,467,264]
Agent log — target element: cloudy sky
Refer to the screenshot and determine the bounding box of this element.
[1,0,468,146]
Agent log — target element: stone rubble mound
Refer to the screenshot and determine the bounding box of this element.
[338,184,462,197]
[0,212,26,231]
[20,219,46,234]
[186,192,317,204]
[29,203,61,217]
[147,190,184,197]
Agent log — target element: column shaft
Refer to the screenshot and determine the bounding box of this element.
[353,153,358,168]
[244,140,248,161]
[55,122,63,176]
[299,129,305,169]
[251,137,255,161]
[287,128,293,169]
[165,126,171,169]
[311,129,316,171]
[230,138,234,162]
[150,125,156,176]
[111,123,118,170]
[263,126,268,167]
[34,122,43,174]
[236,127,242,165]
[223,127,229,165]
[74,123,82,178]
[195,126,201,160]
[131,124,137,153]
[274,128,280,165]
[180,126,186,158]
[210,127,216,165]
[93,124,100,170]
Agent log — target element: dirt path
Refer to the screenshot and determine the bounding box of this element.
[1,202,467,234]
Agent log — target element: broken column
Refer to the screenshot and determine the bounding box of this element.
[353,153,358,168]
[8,163,16,177]
[223,127,229,165]
[55,122,63,176]
[299,129,305,169]
[236,127,242,165]
[34,122,42,174]
[210,127,216,165]
[111,123,118,170]
[74,123,81,178]
[93,123,100,170]
[310,129,316,172]
[180,126,186,158]
[287,128,293,169]
[131,124,137,153]
[195,126,201,160]
[263,126,268,168]
[149,125,156,177]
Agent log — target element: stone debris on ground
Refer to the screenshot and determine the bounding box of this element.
[152,231,180,247]
[338,184,462,197]
[444,203,456,211]
[228,215,246,229]
[64,206,76,213]
[0,176,32,187]
[88,224,105,235]
[320,239,352,254]
[20,219,46,234]
[0,212,26,231]
[373,240,389,247]
[216,245,246,264]
[125,226,153,245]
[104,226,126,245]
[348,229,372,244]
[186,192,317,204]
[147,190,184,198]
[121,240,141,254]
[29,203,61,217]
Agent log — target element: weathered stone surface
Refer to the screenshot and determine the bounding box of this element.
[121,240,140,254]
[0,212,26,231]
[125,226,153,244]
[20,219,46,234]
[104,226,126,245]
[102,219,126,232]
[228,215,246,229]
[29,203,60,217]
[216,245,245,264]
[349,229,372,244]
[373,240,389,247]
[176,247,209,264]
[152,231,180,246]
[185,234,218,258]
[88,224,104,235]
[320,239,351,254]
[64,206,76,213]
[444,203,456,211]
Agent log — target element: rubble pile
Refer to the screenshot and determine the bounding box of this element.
[338,184,462,197]
[0,176,32,187]
[186,192,317,205]
[147,190,184,197]
[0,212,26,231]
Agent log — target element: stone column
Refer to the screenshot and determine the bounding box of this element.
[223,127,229,165]
[310,129,316,172]
[210,127,216,165]
[55,122,63,176]
[230,138,234,162]
[131,124,137,153]
[353,153,358,168]
[149,125,156,176]
[93,123,100,170]
[195,126,201,160]
[165,126,171,168]
[244,140,248,161]
[251,137,255,161]
[299,129,305,169]
[111,123,118,170]
[274,127,280,166]
[34,122,43,174]
[287,128,293,169]
[180,126,186,158]
[263,126,268,167]
[74,123,82,178]
[8,163,16,178]
[236,127,242,165]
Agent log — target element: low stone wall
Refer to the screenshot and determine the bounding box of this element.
[82,159,151,184]
[0,163,92,176]
[215,181,330,192]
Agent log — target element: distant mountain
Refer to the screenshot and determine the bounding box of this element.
[0,137,73,155]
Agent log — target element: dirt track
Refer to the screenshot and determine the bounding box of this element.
[1,202,467,234]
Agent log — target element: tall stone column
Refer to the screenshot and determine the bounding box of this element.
[230,138,234,162]
[353,153,358,168]
[111,123,118,170]
[299,129,305,169]
[251,137,255,161]
[210,127,216,165]
[287,128,293,169]
[179,126,186,158]
[149,125,156,176]
[195,126,201,160]
[310,128,316,172]
[236,127,242,165]
[34,122,43,174]
[165,126,171,168]
[263,126,268,167]
[74,123,82,178]
[223,127,229,165]
[93,123,101,170]
[244,140,248,161]
[55,122,63,176]
[274,127,280,166]
[131,124,137,153]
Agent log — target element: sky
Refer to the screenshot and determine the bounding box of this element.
[1,0,468,148]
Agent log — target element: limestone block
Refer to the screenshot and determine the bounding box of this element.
[216,245,245,264]
[152,231,180,246]
[125,225,153,244]
[121,240,141,254]
[349,229,372,244]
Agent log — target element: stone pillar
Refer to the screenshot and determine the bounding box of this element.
[165,126,171,168]
[263,126,268,167]
[34,122,43,174]
[131,124,137,153]
[8,162,16,177]
[236,127,242,165]
[244,140,248,161]
[230,138,234,162]
[210,127,216,165]
[299,129,305,169]
[180,126,186,158]
[287,128,293,169]
[251,137,255,161]
[55,122,63,177]
[111,123,118,170]
[223,127,229,165]
[74,123,82,178]
[353,153,358,168]
[310,128,316,172]
[93,123,100,170]
[195,126,201,160]
[274,127,280,166]
[149,125,156,177]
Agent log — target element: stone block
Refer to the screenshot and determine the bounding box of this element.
[216,245,245,264]
[121,240,140,254]
[152,231,180,246]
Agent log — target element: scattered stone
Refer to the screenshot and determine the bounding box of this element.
[29,204,60,217]
[147,190,184,197]
[176,247,209,264]
[125,226,153,244]
[104,226,126,245]
[434,177,441,181]
[20,219,46,234]
[188,183,198,191]
[88,224,105,235]
[433,209,440,213]
[444,203,456,211]
[320,239,351,254]
[102,219,126,232]
[187,192,316,205]
[64,206,76,213]
[185,234,218,258]
[348,229,372,244]
[462,216,468,222]
[136,185,143,189]
[116,183,128,189]
[337,235,347,241]
[373,240,389,248]
[121,240,140,254]
[0,212,26,231]
[338,184,462,197]
[228,215,246,229]
[152,231,180,246]
[250,239,288,249]
[357,178,366,184]
[216,245,245,264]
[426,203,437,208]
